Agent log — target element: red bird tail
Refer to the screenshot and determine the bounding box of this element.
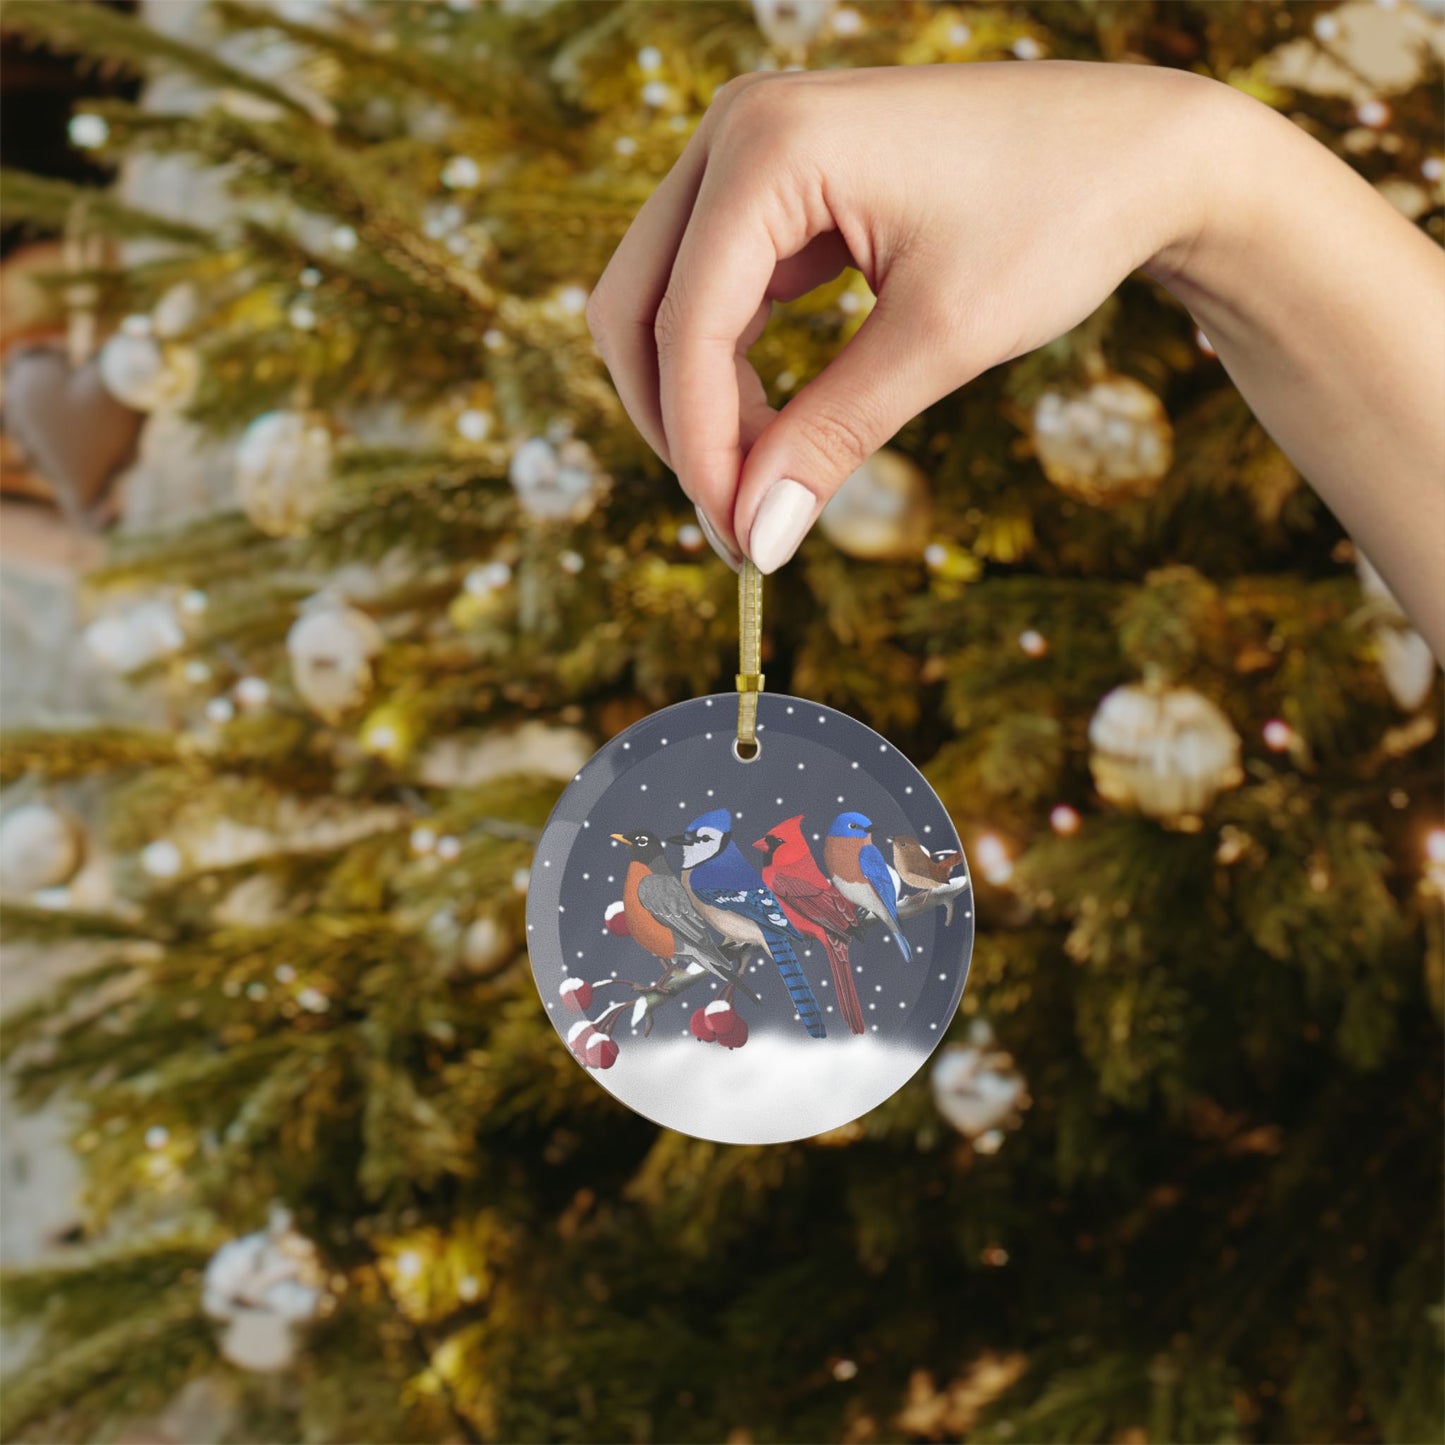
[823,931,865,1035]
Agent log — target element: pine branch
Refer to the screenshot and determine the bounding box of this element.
[200,112,496,311]
[0,956,137,1071]
[0,1232,213,1337]
[0,1276,214,1442]
[0,170,212,248]
[0,728,179,784]
[0,903,153,945]
[211,0,575,151]
[371,1259,483,1445]
[2,0,309,116]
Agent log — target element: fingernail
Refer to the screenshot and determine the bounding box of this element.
[748,478,816,575]
[694,505,742,571]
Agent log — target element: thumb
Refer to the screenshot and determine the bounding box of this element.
[733,281,967,574]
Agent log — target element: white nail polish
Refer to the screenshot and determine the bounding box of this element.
[748,478,816,575]
[694,506,742,571]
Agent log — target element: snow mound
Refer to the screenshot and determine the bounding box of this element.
[604,1031,930,1145]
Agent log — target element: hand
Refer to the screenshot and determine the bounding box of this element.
[585,61,1221,572]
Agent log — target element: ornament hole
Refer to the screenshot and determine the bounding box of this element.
[732,737,761,764]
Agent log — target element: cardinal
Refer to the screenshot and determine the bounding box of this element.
[670,808,826,1039]
[824,811,912,962]
[891,835,964,891]
[753,816,866,1036]
[610,830,758,999]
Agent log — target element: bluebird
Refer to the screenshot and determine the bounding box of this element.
[754,815,867,1036]
[610,831,759,1001]
[824,811,912,962]
[669,808,826,1040]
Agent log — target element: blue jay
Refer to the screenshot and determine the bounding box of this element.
[609,831,760,1003]
[669,808,826,1040]
[824,811,912,962]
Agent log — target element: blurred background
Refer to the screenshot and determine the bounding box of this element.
[0,2,1441,1442]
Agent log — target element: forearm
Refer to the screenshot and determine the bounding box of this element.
[1144,81,1445,659]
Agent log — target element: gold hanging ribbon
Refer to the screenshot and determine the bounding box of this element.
[736,559,764,755]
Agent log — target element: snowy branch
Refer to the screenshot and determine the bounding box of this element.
[575,877,973,1052]
[590,956,754,1038]
[895,876,972,927]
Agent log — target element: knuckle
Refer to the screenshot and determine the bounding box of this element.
[710,70,782,126]
[584,285,613,355]
[713,74,803,154]
[652,288,686,360]
[711,72,765,110]
[791,403,875,474]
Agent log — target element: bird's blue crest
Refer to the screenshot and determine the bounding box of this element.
[687,807,732,835]
[827,810,873,838]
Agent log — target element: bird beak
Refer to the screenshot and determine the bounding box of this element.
[609,833,631,845]
[751,836,767,852]
[664,832,693,848]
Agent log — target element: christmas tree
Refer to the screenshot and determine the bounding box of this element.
[2,2,1442,1441]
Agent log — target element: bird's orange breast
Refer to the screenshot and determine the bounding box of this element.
[622,859,676,960]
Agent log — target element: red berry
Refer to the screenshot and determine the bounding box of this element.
[689,1007,716,1042]
[712,1016,749,1050]
[559,977,592,1012]
[604,901,629,937]
[583,1032,618,1068]
[704,1000,735,1032]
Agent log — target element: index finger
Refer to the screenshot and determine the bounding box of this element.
[586,139,711,470]
[656,155,808,547]
[585,74,772,475]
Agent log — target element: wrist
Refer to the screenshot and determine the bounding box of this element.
[1140,73,1266,293]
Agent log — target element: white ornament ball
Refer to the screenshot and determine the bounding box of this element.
[930,1024,1029,1140]
[441,154,482,190]
[84,599,185,674]
[236,411,335,538]
[0,803,84,894]
[68,112,110,149]
[1088,682,1243,823]
[234,676,271,711]
[141,839,184,879]
[752,0,835,53]
[152,282,199,340]
[1032,374,1173,505]
[98,331,198,413]
[217,1308,298,1373]
[462,914,511,975]
[818,448,932,561]
[1356,553,1437,710]
[286,598,384,722]
[464,561,512,595]
[203,1210,325,1373]
[508,435,603,521]
[456,408,492,442]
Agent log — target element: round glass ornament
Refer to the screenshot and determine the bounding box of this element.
[527,692,974,1144]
